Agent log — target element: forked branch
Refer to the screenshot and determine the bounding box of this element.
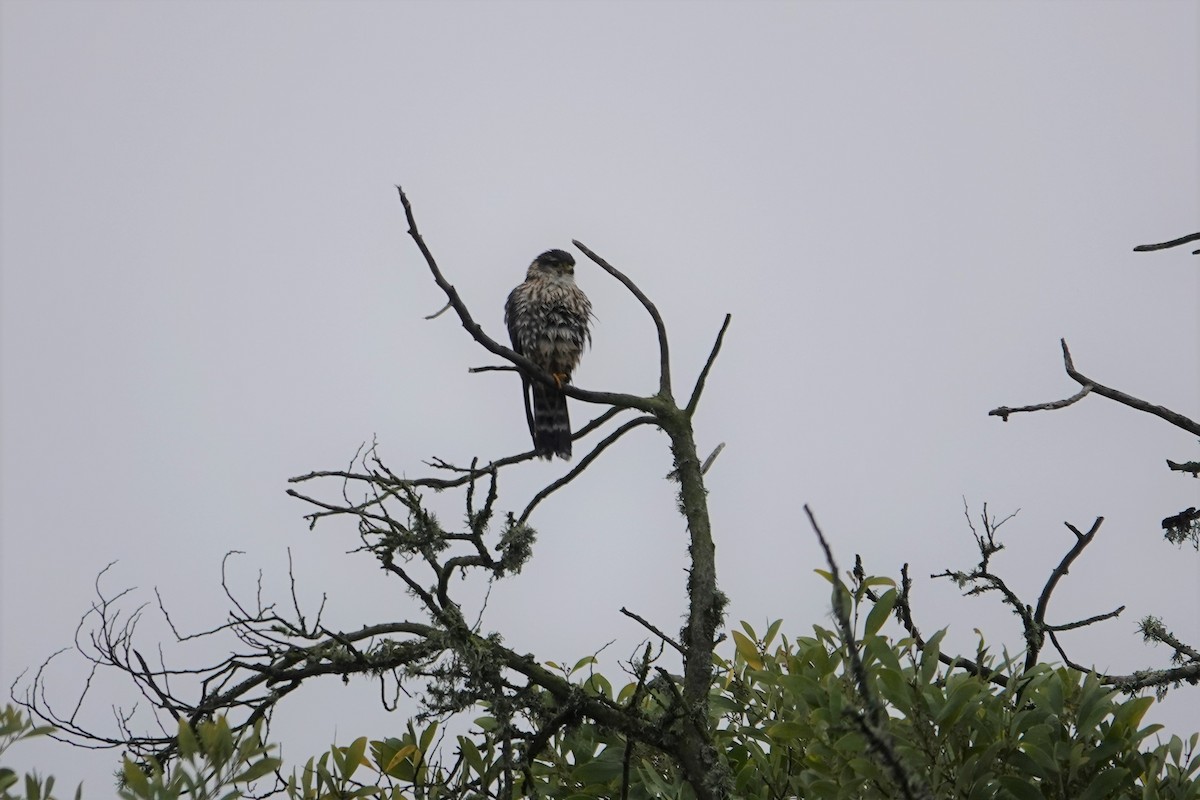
[989,339,1200,437]
[572,239,674,400]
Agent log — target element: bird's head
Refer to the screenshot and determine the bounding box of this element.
[531,249,576,279]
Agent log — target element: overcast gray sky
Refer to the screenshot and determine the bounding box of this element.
[2,0,1197,790]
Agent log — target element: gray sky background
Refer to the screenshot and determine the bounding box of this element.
[2,0,1197,790]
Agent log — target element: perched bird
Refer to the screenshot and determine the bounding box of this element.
[504,249,593,459]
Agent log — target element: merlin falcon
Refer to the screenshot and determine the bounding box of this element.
[504,249,593,460]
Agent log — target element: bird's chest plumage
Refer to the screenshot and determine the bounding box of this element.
[507,280,591,375]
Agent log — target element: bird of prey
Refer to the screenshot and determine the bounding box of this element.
[504,249,593,460]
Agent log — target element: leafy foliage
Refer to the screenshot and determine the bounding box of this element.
[0,710,279,800]
[12,576,1198,799]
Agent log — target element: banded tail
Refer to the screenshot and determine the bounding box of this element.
[530,382,572,460]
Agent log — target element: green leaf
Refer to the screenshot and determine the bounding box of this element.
[732,630,763,670]
[813,568,835,584]
[765,721,807,741]
[384,744,419,780]
[1168,734,1184,766]
[176,718,199,759]
[418,721,438,753]
[636,760,683,797]
[860,576,897,589]
[314,755,336,794]
[1044,671,1064,716]
[198,717,235,765]
[459,736,486,776]
[234,757,283,783]
[763,619,783,649]
[1079,767,1130,800]
[344,736,368,779]
[734,761,758,794]
[918,629,946,685]
[863,634,903,674]
[864,589,896,637]
[1074,678,1111,737]
[876,665,910,713]
[936,679,981,727]
[584,672,612,699]
[998,775,1045,800]
[806,779,840,800]
[330,742,347,780]
[571,756,623,784]
[1115,696,1154,732]
[571,656,598,675]
[122,760,151,799]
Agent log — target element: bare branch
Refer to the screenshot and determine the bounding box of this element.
[1133,232,1200,254]
[989,384,1092,421]
[1045,606,1124,632]
[700,443,726,476]
[988,340,1200,437]
[424,300,453,320]
[572,239,673,400]
[466,364,520,375]
[1027,517,1104,669]
[620,607,685,656]
[1058,339,1200,436]
[686,314,732,416]
[518,416,657,523]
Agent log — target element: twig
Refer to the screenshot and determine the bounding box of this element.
[518,416,657,523]
[1045,606,1124,632]
[424,300,453,320]
[467,364,520,374]
[686,314,732,416]
[989,385,1092,421]
[1133,232,1200,253]
[1165,460,1200,477]
[700,443,725,476]
[620,607,685,655]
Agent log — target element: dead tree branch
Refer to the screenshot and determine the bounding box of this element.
[989,339,1200,437]
[1133,232,1200,254]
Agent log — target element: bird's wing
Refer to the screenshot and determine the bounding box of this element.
[505,286,538,449]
